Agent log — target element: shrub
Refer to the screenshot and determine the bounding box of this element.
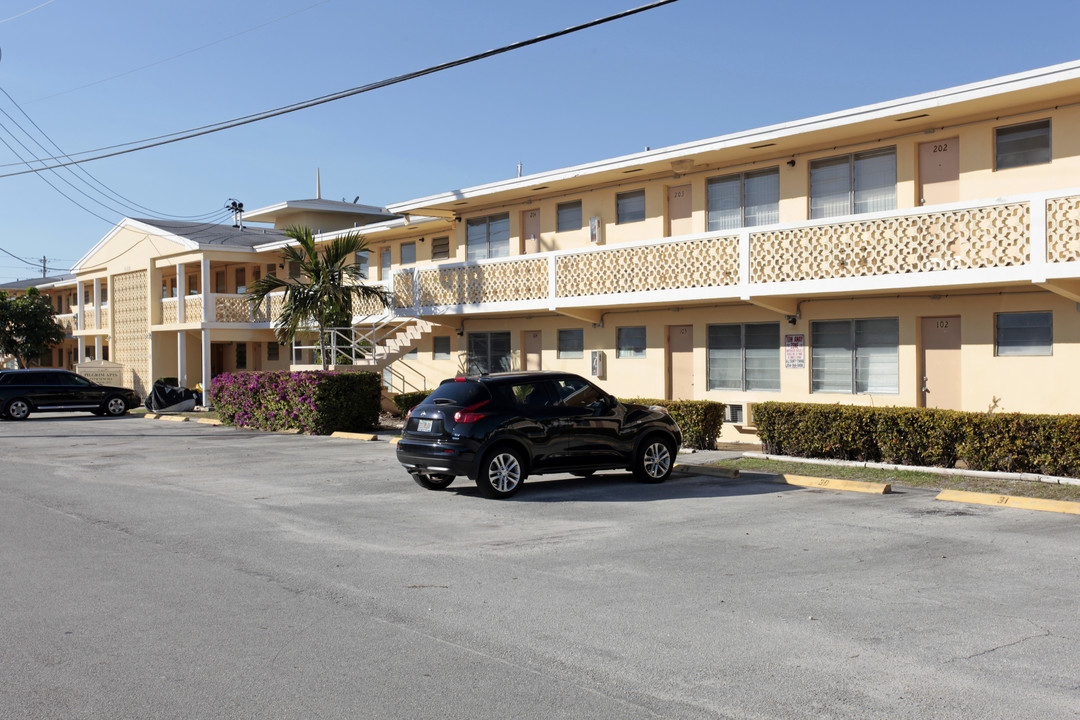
[392,390,432,416]
[753,401,1080,477]
[620,398,724,450]
[210,370,380,434]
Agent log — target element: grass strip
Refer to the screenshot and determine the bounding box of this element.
[710,457,1080,502]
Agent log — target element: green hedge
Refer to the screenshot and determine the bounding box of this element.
[392,390,432,416]
[210,370,381,435]
[621,398,725,450]
[754,401,1080,477]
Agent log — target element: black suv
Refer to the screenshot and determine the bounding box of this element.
[396,371,683,499]
[0,369,139,420]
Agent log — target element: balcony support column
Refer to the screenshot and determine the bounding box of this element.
[201,329,211,406]
[92,278,101,330]
[177,263,186,324]
[177,331,187,388]
[77,336,86,364]
[94,335,103,362]
[76,280,85,331]
[201,258,211,322]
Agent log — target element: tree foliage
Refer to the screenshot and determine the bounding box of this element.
[0,287,66,369]
[246,226,390,370]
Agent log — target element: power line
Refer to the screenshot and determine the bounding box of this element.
[0,0,55,25]
[0,0,680,178]
[0,85,234,220]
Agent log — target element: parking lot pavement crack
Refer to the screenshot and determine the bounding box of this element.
[947,620,1053,663]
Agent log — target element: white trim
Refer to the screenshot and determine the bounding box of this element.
[241,198,392,222]
[388,61,1080,213]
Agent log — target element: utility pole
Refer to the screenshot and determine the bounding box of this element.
[41,256,46,278]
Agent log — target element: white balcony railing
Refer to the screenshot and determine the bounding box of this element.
[391,188,1080,313]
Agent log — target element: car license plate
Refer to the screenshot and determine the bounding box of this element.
[417,419,433,433]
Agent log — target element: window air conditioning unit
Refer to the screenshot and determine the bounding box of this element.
[724,402,758,428]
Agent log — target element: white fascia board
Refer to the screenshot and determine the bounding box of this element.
[242,199,391,222]
[388,60,1080,213]
[252,216,447,252]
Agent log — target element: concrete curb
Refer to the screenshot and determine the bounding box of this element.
[774,473,891,495]
[936,489,1080,515]
[672,463,739,479]
[330,431,378,441]
[744,452,1080,488]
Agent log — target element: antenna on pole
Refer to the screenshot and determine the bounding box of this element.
[316,168,321,199]
[226,199,244,229]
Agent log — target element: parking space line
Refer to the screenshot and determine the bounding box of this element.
[936,489,1080,515]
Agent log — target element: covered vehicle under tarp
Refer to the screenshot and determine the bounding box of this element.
[144,380,198,412]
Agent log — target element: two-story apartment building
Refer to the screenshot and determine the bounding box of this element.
[351,60,1080,440]
[6,60,1080,442]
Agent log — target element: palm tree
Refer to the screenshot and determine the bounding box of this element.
[247,225,390,370]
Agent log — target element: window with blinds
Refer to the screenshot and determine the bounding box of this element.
[707,323,780,391]
[810,148,896,219]
[706,168,780,231]
[616,326,646,358]
[995,312,1052,356]
[557,201,582,232]
[431,236,450,260]
[466,214,511,261]
[995,119,1051,170]
[616,190,646,224]
[557,328,584,359]
[811,318,898,394]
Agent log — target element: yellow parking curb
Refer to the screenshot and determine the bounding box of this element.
[775,473,891,495]
[387,437,401,445]
[673,463,739,479]
[142,413,159,419]
[195,418,219,425]
[936,489,1080,515]
[156,415,189,423]
[330,431,377,441]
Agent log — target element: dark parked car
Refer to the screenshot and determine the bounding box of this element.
[0,369,139,420]
[396,371,683,499]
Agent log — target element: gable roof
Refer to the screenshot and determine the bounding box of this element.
[0,274,74,291]
[127,219,288,248]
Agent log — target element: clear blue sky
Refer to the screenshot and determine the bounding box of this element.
[1,0,1079,282]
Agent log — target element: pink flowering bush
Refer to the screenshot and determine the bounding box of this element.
[210,370,380,434]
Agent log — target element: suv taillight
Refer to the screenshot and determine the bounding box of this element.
[453,400,489,424]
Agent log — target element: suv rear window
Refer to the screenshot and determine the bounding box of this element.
[426,380,491,407]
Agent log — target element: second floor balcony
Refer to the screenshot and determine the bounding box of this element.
[390,189,1080,316]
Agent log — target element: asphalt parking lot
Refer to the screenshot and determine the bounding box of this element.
[2,415,1078,719]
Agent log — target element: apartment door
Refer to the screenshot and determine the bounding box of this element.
[522,209,541,254]
[666,325,694,400]
[921,316,961,409]
[523,330,542,371]
[667,184,693,236]
[211,343,226,378]
[918,137,959,206]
